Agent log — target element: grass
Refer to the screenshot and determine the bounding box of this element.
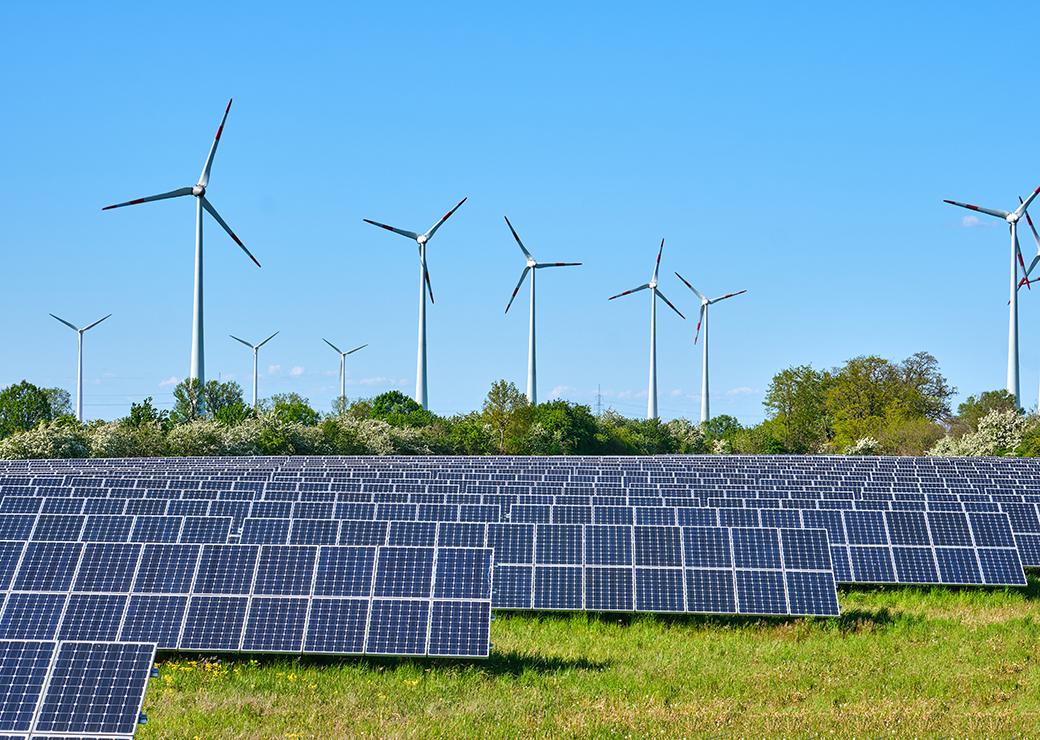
[140,577,1040,738]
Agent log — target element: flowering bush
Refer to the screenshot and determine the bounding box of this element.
[928,409,1033,457]
[0,420,90,459]
[87,421,167,458]
[844,436,881,456]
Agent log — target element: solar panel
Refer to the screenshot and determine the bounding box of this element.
[0,639,54,735]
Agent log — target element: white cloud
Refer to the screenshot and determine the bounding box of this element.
[267,364,281,375]
[548,385,573,399]
[352,376,408,387]
[670,388,684,398]
[961,215,981,227]
[289,366,305,377]
[726,386,754,396]
[159,376,179,388]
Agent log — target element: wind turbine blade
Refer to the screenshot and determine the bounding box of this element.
[362,219,419,240]
[608,283,650,301]
[1013,184,1040,220]
[504,266,531,314]
[503,216,533,260]
[230,334,253,348]
[256,331,279,348]
[102,187,193,211]
[201,196,261,267]
[652,238,664,283]
[345,343,368,355]
[198,98,232,188]
[49,314,79,332]
[942,199,1010,220]
[424,263,435,304]
[424,197,467,240]
[1019,197,1040,284]
[323,338,343,354]
[694,304,705,344]
[655,289,685,319]
[674,272,706,302]
[1015,229,1030,290]
[710,289,748,304]
[81,314,112,332]
[534,262,582,269]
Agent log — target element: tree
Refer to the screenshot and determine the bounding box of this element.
[171,379,245,422]
[41,388,72,418]
[527,400,598,455]
[171,379,204,422]
[123,397,171,431]
[701,415,742,444]
[952,390,1019,437]
[763,365,830,452]
[481,380,531,453]
[370,391,435,427]
[898,351,955,421]
[267,393,320,425]
[0,381,55,439]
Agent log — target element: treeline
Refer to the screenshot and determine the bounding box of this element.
[2,350,1040,458]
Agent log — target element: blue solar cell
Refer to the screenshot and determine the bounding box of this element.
[594,506,634,525]
[241,597,308,652]
[927,512,973,547]
[491,564,533,608]
[433,548,492,599]
[760,509,801,529]
[373,547,434,598]
[849,546,896,582]
[844,511,888,545]
[801,510,846,544]
[0,543,24,591]
[891,547,939,583]
[289,519,339,545]
[180,596,248,650]
[119,595,188,648]
[0,498,40,514]
[633,526,683,567]
[365,599,429,655]
[487,524,534,564]
[56,594,126,640]
[133,544,200,593]
[32,641,155,737]
[428,601,489,657]
[1014,534,1040,567]
[387,521,437,547]
[731,528,781,570]
[785,571,839,616]
[779,528,831,570]
[533,566,582,609]
[13,542,81,592]
[72,543,140,592]
[977,548,1026,585]
[584,525,632,566]
[312,546,376,597]
[735,570,787,615]
[511,504,551,524]
[437,522,486,547]
[967,512,1015,547]
[334,502,375,520]
[179,516,232,544]
[240,518,291,545]
[337,519,389,546]
[167,499,210,517]
[252,546,317,596]
[718,509,759,528]
[303,598,368,653]
[0,516,36,541]
[0,639,54,734]
[682,527,731,568]
[130,515,182,543]
[634,568,684,612]
[584,567,633,611]
[0,594,66,639]
[535,524,582,565]
[935,548,983,584]
[81,515,134,542]
[685,569,736,613]
[675,508,717,527]
[459,504,499,523]
[193,544,259,595]
[30,515,84,542]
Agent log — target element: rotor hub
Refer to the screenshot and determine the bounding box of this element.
[417,234,428,245]
[192,185,206,197]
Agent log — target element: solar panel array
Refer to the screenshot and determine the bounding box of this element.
[0,541,493,658]
[0,639,154,739]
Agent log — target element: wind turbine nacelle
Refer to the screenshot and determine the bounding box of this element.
[416,234,428,245]
[192,185,206,196]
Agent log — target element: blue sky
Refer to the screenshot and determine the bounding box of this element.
[2,2,1038,422]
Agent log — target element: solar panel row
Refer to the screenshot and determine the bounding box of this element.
[0,542,492,658]
[0,639,154,738]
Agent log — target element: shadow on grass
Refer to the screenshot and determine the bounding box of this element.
[839,572,1040,600]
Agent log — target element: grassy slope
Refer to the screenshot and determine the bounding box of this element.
[141,578,1040,738]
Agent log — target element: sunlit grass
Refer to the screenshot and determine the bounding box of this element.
[140,576,1040,737]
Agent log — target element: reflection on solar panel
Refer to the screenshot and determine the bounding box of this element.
[0,640,154,738]
[0,542,493,658]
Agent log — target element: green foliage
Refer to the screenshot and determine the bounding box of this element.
[763,364,830,452]
[368,391,435,427]
[124,397,171,432]
[171,379,246,423]
[526,400,598,455]
[953,389,1019,437]
[41,387,72,418]
[481,381,531,453]
[265,393,319,426]
[0,381,54,439]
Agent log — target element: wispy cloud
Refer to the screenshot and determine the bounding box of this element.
[961,215,981,227]
[267,364,281,375]
[726,386,754,396]
[159,376,179,388]
[289,366,305,377]
[548,385,573,399]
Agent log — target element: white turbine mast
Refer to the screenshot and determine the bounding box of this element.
[503,216,582,405]
[230,331,279,411]
[49,313,111,422]
[324,339,368,408]
[675,273,747,424]
[103,99,260,403]
[944,184,1040,406]
[608,239,685,420]
[362,197,466,410]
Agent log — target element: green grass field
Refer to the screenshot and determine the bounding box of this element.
[140,577,1040,738]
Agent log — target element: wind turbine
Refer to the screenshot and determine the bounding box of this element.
[503,216,581,405]
[363,197,466,410]
[229,331,278,411]
[675,273,747,424]
[102,98,260,398]
[608,240,685,420]
[324,339,368,408]
[944,184,1040,405]
[49,313,111,422]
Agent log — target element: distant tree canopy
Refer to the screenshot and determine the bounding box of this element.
[1,350,1037,459]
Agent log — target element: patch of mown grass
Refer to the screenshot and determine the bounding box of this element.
[140,576,1040,737]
